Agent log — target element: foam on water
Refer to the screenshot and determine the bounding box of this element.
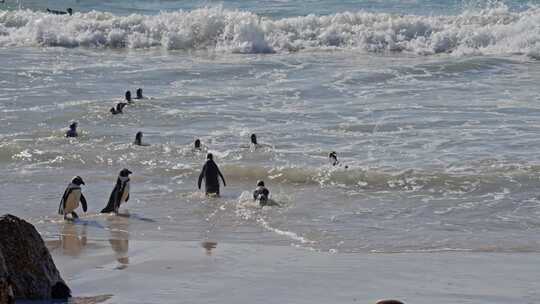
[1,4,540,57]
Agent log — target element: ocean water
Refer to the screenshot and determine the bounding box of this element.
[1,0,540,265]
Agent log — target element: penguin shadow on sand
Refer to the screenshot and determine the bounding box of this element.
[47,221,88,257]
[106,215,130,270]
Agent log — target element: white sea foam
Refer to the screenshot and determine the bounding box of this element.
[1,4,540,56]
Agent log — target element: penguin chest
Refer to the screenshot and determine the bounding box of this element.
[65,189,81,213]
[121,182,130,203]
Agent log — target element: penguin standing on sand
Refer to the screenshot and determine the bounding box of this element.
[58,176,87,220]
[101,169,132,214]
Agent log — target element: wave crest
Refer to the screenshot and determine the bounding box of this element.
[1,5,540,55]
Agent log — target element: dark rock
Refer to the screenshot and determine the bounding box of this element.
[0,214,70,300]
[0,250,14,304]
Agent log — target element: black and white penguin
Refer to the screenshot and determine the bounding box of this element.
[58,176,87,220]
[253,180,270,206]
[329,151,348,169]
[329,151,339,166]
[101,169,132,214]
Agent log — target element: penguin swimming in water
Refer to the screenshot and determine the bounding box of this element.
[198,153,226,196]
[101,169,132,214]
[46,8,73,15]
[66,122,78,138]
[58,176,87,220]
[329,151,339,166]
[329,151,348,169]
[250,134,258,146]
[135,88,143,99]
[133,131,149,146]
[125,91,132,103]
[110,103,126,115]
[253,180,270,206]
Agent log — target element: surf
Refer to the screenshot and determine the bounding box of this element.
[1,4,540,57]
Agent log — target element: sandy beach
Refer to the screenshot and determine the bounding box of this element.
[46,235,540,304]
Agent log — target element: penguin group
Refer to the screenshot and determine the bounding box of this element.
[110,88,144,115]
[60,89,350,218]
[58,169,132,219]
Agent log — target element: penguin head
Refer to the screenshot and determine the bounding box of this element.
[69,122,78,130]
[119,168,132,177]
[257,180,265,187]
[250,133,257,145]
[67,8,73,15]
[136,88,143,98]
[206,153,213,160]
[72,176,85,185]
[135,131,143,141]
[125,90,131,101]
[194,139,201,149]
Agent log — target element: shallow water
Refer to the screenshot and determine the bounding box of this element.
[1,0,540,270]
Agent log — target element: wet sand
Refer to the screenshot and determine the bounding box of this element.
[48,239,540,304]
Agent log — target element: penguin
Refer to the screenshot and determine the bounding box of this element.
[250,133,258,145]
[133,131,149,146]
[329,151,339,166]
[253,180,270,206]
[101,169,132,214]
[46,8,73,15]
[329,151,349,169]
[198,153,226,196]
[110,103,126,115]
[135,88,143,99]
[66,122,78,138]
[134,131,143,145]
[125,91,132,103]
[58,176,87,220]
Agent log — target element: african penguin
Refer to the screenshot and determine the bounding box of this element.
[58,176,87,220]
[101,169,132,214]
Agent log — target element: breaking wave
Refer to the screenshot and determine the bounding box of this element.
[1,4,540,56]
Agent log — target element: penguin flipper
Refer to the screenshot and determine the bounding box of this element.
[125,193,129,202]
[80,193,88,212]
